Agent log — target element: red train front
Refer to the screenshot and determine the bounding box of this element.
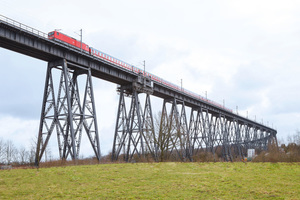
[48,30,89,52]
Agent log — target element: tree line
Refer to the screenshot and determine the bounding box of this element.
[0,137,52,165]
[1,126,299,166]
[0,138,34,165]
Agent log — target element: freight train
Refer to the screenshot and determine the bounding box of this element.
[48,30,232,112]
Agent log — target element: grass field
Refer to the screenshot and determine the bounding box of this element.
[0,162,299,199]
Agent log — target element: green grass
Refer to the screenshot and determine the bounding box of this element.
[0,162,299,199]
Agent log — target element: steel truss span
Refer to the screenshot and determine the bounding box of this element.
[0,15,277,164]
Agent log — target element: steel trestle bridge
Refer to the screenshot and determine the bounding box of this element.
[0,15,277,165]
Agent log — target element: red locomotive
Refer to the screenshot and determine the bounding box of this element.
[48,30,89,52]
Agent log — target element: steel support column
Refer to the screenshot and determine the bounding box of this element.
[112,88,128,161]
[158,98,191,161]
[143,93,158,161]
[126,90,145,161]
[35,59,101,166]
[212,114,226,160]
[112,87,156,162]
[190,108,204,157]
[221,116,232,161]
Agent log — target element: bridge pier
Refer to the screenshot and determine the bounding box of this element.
[112,74,157,162]
[220,116,232,161]
[158,98,191,161]
[189,109,228,161]
[35,59,101,166]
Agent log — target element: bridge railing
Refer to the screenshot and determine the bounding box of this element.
[0,14,47,38]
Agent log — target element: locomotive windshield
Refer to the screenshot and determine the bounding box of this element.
[48,32,54,36]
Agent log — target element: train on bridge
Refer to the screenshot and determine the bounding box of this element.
[0,15,277,164]
[48,30,233,113]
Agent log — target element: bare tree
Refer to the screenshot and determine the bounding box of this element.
[0,137,4,164]
[287,131,300,145]
[294,130,300,145]
[4,140,17,164]
[28,137,37,164]
[44,145,52,162]
[18,146,29,165]
[154,111,177,161]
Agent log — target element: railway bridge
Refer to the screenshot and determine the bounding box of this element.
[0,15,277,165]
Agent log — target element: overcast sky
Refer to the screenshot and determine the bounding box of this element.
[0,0,300,158]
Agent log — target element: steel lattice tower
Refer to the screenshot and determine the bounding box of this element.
[35,59,101,166]
[112,74,157,162]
